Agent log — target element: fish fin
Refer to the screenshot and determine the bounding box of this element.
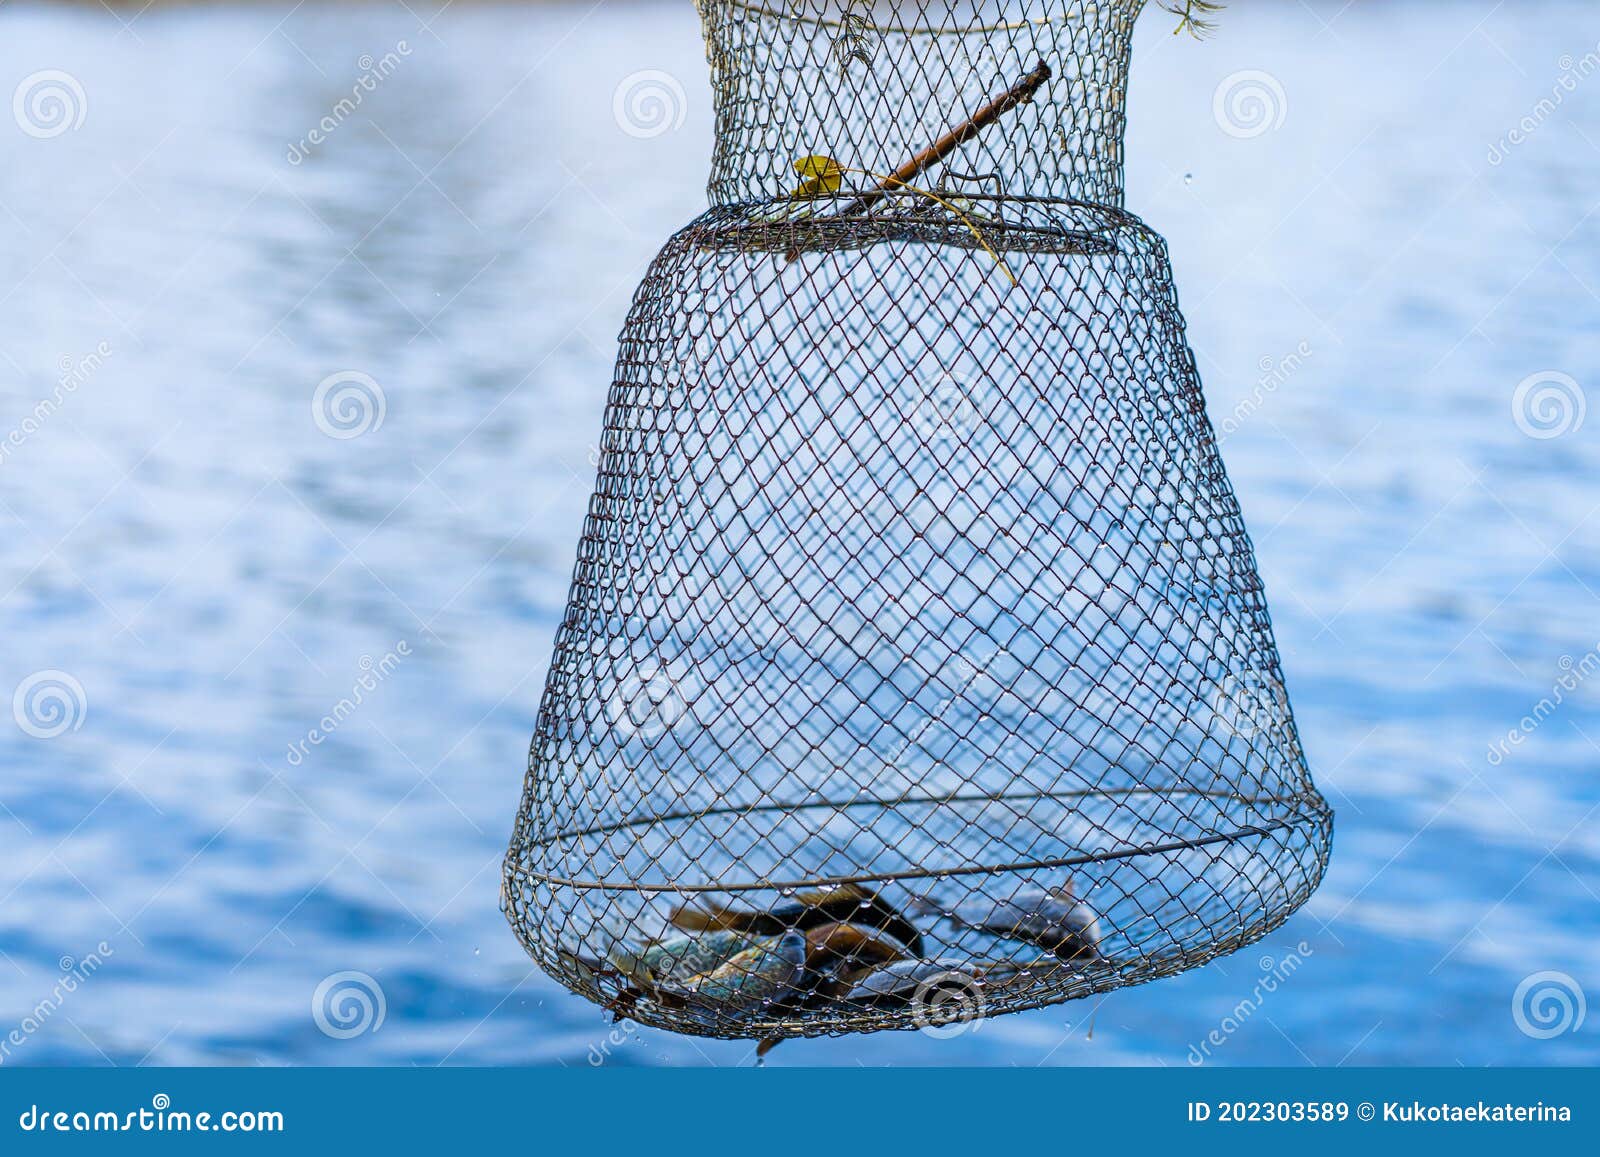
[668,900,741,934]
[796,881,867,906]
[756,1036,783,1059]
[861,901,927,958]
[605,947,656,987]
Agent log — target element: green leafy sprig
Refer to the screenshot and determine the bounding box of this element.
[1160,1,1225,39]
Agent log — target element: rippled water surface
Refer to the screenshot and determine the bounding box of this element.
[2,0,1599,1066]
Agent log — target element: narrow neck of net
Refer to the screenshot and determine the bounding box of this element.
[699,0,1144,208]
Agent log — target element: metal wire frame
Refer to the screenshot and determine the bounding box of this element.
[698,0,1145,208]
[503,187,1333,1040]
[502,0,1330,1042]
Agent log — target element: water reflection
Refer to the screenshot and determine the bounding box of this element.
[0,1,1597,1066]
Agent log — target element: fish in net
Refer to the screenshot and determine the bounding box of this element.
[502,0,1332,1044]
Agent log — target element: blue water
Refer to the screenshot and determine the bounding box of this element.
[2,0,1598,1066]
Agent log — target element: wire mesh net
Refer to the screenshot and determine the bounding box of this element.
[503,0,1332,1043]
[701,0,1140,207]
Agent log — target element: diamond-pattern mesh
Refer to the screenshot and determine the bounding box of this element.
[503,0,1331,1042]
[703,0,1138,207]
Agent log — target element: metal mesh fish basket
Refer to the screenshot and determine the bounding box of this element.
[503,0,1332,1043]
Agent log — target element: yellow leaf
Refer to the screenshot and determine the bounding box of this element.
[793,155,841,179]
[790,154,843,199]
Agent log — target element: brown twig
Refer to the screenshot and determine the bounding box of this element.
[783,60,1051,268]
[835,60,1051,218]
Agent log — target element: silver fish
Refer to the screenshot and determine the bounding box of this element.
[672,930,807,1011]
[942,880,1104,962]
[670,882,925,956]
[606,929,756,990]
[844,958,982,1008]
